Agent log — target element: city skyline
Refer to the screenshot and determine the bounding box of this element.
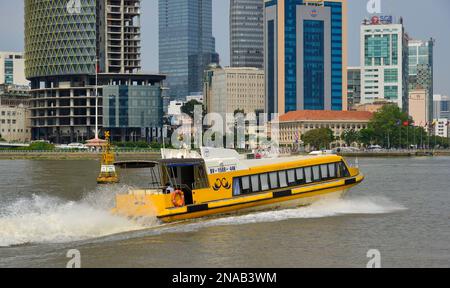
[0,0,449,95]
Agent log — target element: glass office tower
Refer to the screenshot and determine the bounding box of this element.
[264,0,347,115]
[230,0,264,68]
[159,0,219,100]
[409,39,434,122]
[360,17,409,111]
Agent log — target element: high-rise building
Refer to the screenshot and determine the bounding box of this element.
[347,67,361,110]
[264,0,347,115]
[25,0,164,143]
[159,0,219,100]
[0,52,29,86]
[433,95,450,120]
[230,0,264,68]
[408,39,434,123]
[97,0,142,74]
[204,66,265,119]
[408,88,427,126]
[360,16,409,111]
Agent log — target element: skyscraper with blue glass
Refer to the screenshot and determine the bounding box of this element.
[159,0,219,100]
[264,0,347,115]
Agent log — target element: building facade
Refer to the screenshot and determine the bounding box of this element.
[264,0,347,115]
[98,0,142,74]
[279,110,372,147]
[360,16,409,111]
[102,76,164,142]
[353,100,389,113]
[433,95,450,120]
[30,74,164,143]
[0,84,32,143]
[408,89,427,126]
[408,39,434,123]
[0,52,29,86]
[230,0,264,69]
[204,67,265,119]
[347,66,361,110]
[159,0,219,100]
[24,0,165,143]
[0,105,31,143]
[434,119,449,138]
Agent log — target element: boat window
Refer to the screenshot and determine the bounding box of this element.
[260,174,270,191]
[328,163,336,178]
[233,178,241,196]
[251,175,260,193]
[312,166,321,181]
[304,167,312,183]
[279,171,288,188]
[338,161,351,178]
[320,164,329,179]
[296,168,305,184]
[287,170,296,185]
[241,176,251,193]
[269,172,279,189]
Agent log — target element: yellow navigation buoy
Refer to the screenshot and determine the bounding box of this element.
[97,131,119,184]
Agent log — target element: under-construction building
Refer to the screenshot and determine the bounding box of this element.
[25,0,165,143]
[98,0,142,73]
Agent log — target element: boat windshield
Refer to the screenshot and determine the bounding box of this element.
[148,165,163,188]
[160,159,209,191]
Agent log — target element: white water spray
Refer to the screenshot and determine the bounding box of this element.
[0,186,148,247]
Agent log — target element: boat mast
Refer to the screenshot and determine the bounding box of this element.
[95,57,99,139]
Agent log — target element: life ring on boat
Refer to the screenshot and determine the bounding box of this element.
[171,190,185,207]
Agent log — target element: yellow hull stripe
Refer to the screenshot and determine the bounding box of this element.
[158,176,363,222]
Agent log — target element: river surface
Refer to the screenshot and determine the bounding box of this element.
[0,157,449,268]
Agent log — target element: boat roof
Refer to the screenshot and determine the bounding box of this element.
[242,155,342,169]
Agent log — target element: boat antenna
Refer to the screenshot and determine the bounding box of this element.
[95,57,99,140]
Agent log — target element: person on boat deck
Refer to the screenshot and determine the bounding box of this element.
[165,183,175,194]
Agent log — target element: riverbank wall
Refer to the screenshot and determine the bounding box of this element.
[1,150,449,160]
[0,151,161,161]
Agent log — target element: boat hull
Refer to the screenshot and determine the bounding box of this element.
[158,181,358,223]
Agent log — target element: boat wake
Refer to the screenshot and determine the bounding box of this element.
[149,195,407,235]
[0,191,406,247]
[0,186,151,248]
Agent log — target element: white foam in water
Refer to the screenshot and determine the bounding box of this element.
[0,187,147,247]
[156,196,407,234]
[0,190,406,247]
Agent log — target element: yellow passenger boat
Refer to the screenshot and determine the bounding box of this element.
[112,148,364,223]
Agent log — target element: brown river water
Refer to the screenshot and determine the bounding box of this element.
[0,157,449,267]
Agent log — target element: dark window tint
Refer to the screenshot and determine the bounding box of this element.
[304,167,312,183]
[320,164,329,179]
[338,161,350,178]
[269,172,279,189]
[241,176,251,193]
[312,166,321,181]
[279,171,288,188]
[287,170,296,185]
[328,163,336,178]
[251,175,260,193]
[260,174,270,191]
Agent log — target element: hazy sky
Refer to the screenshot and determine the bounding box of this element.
[0,0,449,95]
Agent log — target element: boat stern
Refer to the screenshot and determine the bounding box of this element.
[112,189,172,218]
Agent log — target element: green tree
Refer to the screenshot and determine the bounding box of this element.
[302,128,334,150]
[181,100,205,119]
[368,104,410,148]
[358,128,376,147]
[341,129,359,146]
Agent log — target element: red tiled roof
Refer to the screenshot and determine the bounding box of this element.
[279,110,373,122]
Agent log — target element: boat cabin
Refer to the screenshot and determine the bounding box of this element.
[116,159,210,206]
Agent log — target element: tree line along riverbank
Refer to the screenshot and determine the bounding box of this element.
[0,150,449,160]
